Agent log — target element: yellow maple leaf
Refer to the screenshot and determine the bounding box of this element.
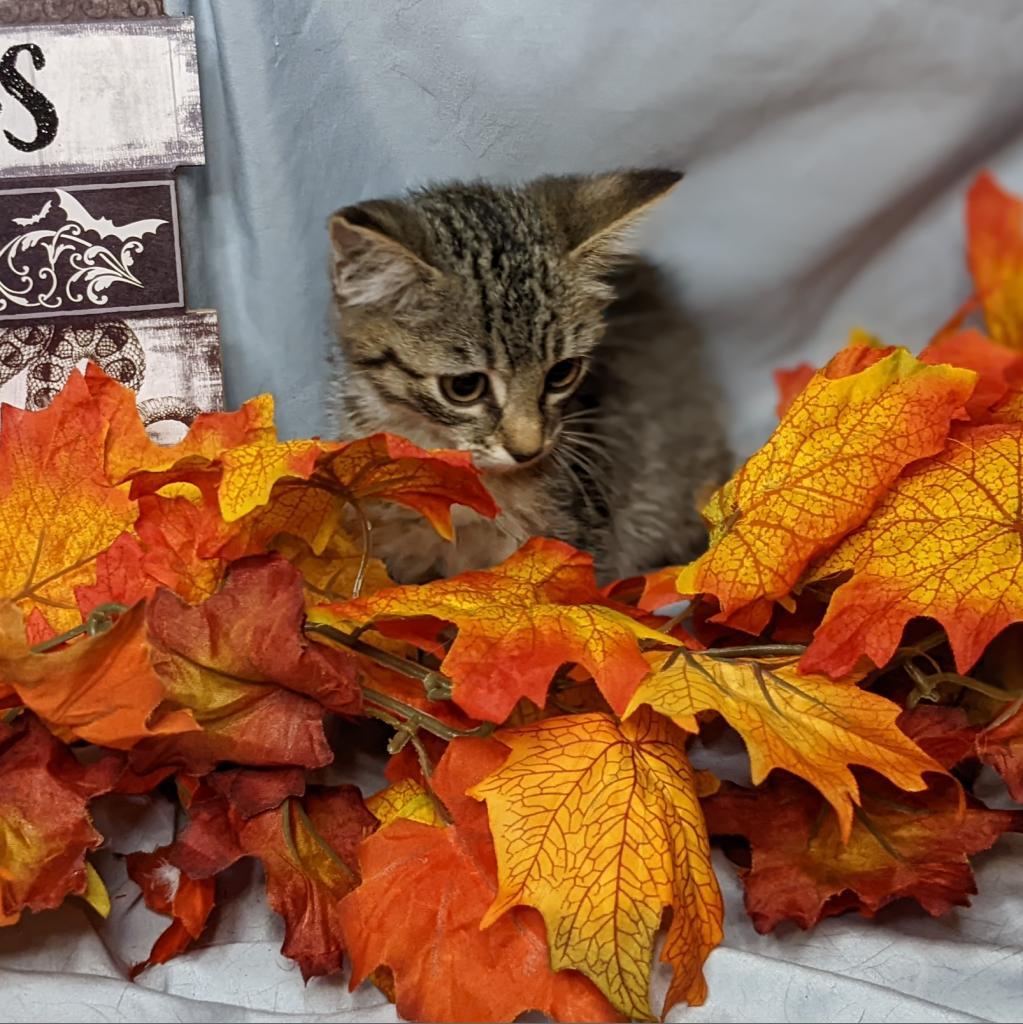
[470,709,723,1020]
[672,348,975,626]
[626,650,941,840]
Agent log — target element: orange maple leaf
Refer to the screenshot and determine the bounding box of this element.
[802,422,1023,677]
[313,538,675,722]
[0,371,136,633]
[0,602,197,749]
[84,364,277,483]
[625,650,940,839]
[966,171,1023,349]
[704,774,1017,931]
[470,710,723,1020]
[339,737,623,1023]
[0,715,119,925]
[664,348,973,627]
[920,328,1023,420]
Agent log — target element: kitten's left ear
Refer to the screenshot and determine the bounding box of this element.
[531,168,683,263]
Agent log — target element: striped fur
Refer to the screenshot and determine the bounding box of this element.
[328,170,731,583]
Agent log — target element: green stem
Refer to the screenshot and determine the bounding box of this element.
[363,686,493,742]
[705,643,806,659]
[306,620,454,700]
[30,603,129,653]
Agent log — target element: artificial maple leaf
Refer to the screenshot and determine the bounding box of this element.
[664,349,973,627]
[168,777,376,979]
[773,362,815,419]
[470,710,723,1020]
[897,705,980,770]
[314,433,499,541]
[131,558,358,774]
[271,531,392,604]
[85,364,277,483]
[366,778,446,828]
[704,773,1017,932]
[0,370,136,633]
[802,422,1023,677]
[0,715,119,925]
[313,537,675,722]
[0,602,197,749]
[626,650,941,839]
[73,532,152,618]
[920,328,1023,420]
[772,328,892,418]
[134,493,227,604]
[125,844,215,976]
[207,766,306,818]
[340,737,623,1024]
[966,171,1023,349]
[977,706,1023,802]
[216,439,327,522]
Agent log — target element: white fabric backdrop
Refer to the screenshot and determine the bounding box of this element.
[6,1,1023,1021]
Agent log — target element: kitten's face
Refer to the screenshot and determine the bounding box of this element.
[329,171,680,471]
[337,254,606,472]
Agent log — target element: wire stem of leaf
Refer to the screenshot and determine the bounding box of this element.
[305,621,455,701]
[29,602,129,652]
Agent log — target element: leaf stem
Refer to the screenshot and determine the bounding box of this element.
[306,620,454,701]
[362,686,493,742]
[29,602,129,653]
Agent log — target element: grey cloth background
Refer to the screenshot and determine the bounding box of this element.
[6,1,1023,1022]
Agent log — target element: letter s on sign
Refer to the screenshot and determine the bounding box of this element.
[0,43,58,153]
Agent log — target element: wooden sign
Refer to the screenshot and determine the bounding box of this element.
[0,309,224,440]
[0,177,183,323]
[0,2,165,23]
[0,17,203,178]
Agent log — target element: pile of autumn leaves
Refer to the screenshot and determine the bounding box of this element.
[4,171,1023,1023]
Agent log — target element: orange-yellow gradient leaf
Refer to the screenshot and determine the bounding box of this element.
[317,432,499,540]
[217,439,326,522]
[772,329,892,419]
[0,371,136,633]
[626,651,941,840]
[803,422,1023,677]
[704,775,1018,932]
[314,538,675,722]
[920,328,1023,420]
[470,710,723,1020]
[671,349,974,624]
[967,171,1023,349]
[0,602,197,749]
[0,716,118,925]
[366,778,445,829]
[339,738,622,1023]
[85,364,277,482]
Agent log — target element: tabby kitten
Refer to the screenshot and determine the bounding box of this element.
[328,169,730,583]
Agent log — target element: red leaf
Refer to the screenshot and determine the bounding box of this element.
[704,773,1017,932]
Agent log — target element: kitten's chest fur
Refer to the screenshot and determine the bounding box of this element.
[337,259,731,583]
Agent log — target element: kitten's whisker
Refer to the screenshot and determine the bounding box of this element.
[552,448,601,522]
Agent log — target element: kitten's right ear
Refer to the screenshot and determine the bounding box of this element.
[329,200,439,308]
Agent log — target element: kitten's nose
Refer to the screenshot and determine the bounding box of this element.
[507,444,544,464]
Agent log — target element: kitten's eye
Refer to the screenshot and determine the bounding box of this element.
[440,372,489,404]
[545,358,583,393]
